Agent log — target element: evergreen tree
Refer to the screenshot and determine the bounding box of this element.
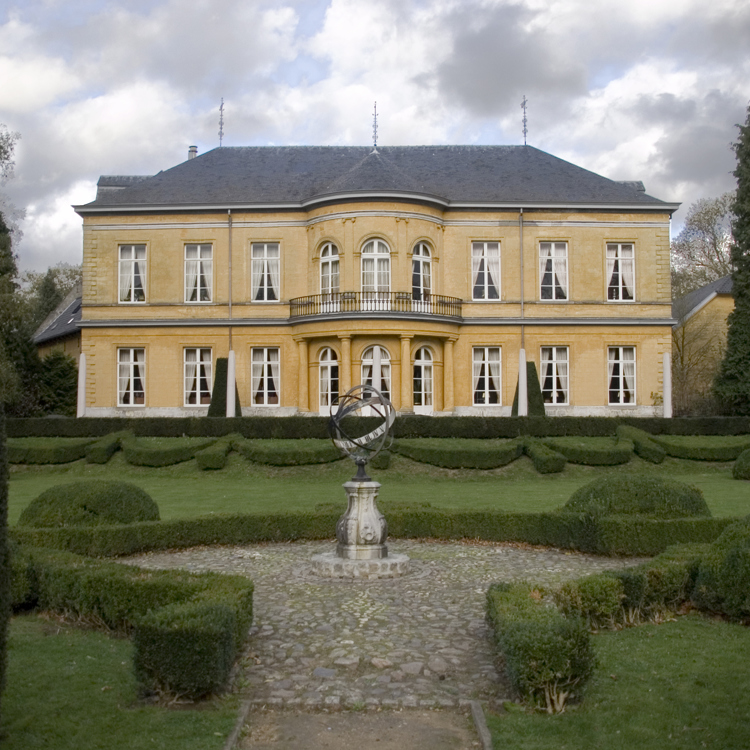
[0,403,8,724]
[33,269,64,328]
[39,351,78,416]
[715,105,750,414]
[511,361,546,416]
[207,358,241,417]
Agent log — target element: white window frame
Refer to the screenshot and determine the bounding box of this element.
[184,348,212,406]
[413,346,433,414]
[318,347,339,413]
[540,346,569,405]
[412,242,432,301]
[118,245,146,303]
[185,244,213,303]
[251,243,280,302]
[251,347,280,406]
[472,347,501,405]
[539,241,568,301]
[606,243,635,301]
[608,346,636,405]
[361,345,391,400]
[361,239,391,307]
[471,242,501,300]
[320,243,340,297]
[117,348,145,406]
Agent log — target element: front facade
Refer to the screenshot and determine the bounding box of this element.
[74,146,678,417]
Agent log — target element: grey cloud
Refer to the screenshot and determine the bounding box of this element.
[433,5,587,119]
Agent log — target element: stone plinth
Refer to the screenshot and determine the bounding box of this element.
[310,552,411,580]
[336,480,388,560]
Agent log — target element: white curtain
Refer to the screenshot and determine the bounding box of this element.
[554,245,567,298]
[556,348,568,401]
[539,243,551,295]
[251,248,263,300]
[622,348,635,402]
[202,350,212,396]
[621,253,635,298]
[541,347,553,398]
[606,246,617,292]
[608,349,616,397]
[269,257,280,300]
[185,259,199,301]
[119,260,132,301]
[488,349,501,396]
[471,245,482,294]
[472,350,482,399]
[185,349,197,403]
[133,349,145,403]
[133,260,145,299]
[423,259,431,296]
[362,258,375,293]
[251,349,263,402]
[486,244,500,296]
[202,258,213,300]
[269,348,280,400]
[377,257,389,292]
[381,362,391,396]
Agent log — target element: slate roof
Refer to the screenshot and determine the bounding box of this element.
[75,145,678,212]
[672,275,733,323]
[33,288,82,346]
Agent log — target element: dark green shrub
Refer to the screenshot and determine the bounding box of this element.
[0,405,9,712]
[616,425,665,463]
[207,358,241,417]
[604,569,648,623]
[392,438,523,469]
[487,582,594,712]
[7,437,96,464]
[553,574,624,630]
[542,437,633,466]
[511,361,546,417]
[18,480,160,528]
[234,438,341,466]
[38,352,78,417]
[369,450,391,470]
[564,475,710,519]
[650,434,750,461]
[734,449,750,479]
[122,436,217,467]
[85,430,132,464]
[522,438,567,473]
[693,517,750,618]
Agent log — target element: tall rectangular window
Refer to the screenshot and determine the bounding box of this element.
[472,347,501,404]
[251,347,280,405]
[539,242,568,300]
[118,348,145,406]
[540,346,569,404]
[119,245,146,302]
[471,242,501,300]
[184,348,212,406]
[608,346,636,404]
[606,243,635,300]
[251,243,280,301]
[185,244,213,302]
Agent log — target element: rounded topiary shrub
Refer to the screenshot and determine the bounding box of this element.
[734,449,750,480]
[18,480,160,528]
[563,475,710,519]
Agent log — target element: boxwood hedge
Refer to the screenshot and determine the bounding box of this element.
[7,437,97,464]
[392,438,523,469]
[733,449,750,480]
[615,424,666,463]
[122,436,217,467]
[233,438,342,466]
[649,434,750,461]
[541,436,633,466]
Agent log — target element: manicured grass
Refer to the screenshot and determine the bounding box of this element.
[0,615,238,750]
[487,615,750,750]
[7,451,749,525]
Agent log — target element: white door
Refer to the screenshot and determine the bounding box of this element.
[413,347,433,415]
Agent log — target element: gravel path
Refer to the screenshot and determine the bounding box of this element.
[122,540,646,711]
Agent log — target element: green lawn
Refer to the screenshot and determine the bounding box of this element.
[0,615,238,750]
[488,615,750,750]
[7,451,749,524]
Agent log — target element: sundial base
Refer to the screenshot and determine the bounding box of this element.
[310,552,411,580]
[335,480,389,559]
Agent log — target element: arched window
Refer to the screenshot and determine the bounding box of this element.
[361,239,390,309]
[412,243,432,301]
[319,347,339,414]
[361,346,391,399]
[413,347,433,414]
[320,243,340,297]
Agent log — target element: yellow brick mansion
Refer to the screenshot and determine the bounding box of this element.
[72,145,679,417]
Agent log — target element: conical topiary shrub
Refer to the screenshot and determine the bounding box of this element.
[207,357,241,417]
[511,361,546,416]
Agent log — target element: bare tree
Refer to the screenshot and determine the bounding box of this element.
[671,193,734,298]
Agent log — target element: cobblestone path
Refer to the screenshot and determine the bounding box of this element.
[122,540,645,711]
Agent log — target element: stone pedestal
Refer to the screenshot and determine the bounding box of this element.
[336,481,388,560]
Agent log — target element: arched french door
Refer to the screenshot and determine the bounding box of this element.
[361,239,391,310]
[318,347,339,415]
[412,242,432,312]
[320,243,340,312]
[361,346,391,414]
[413,347,433,414]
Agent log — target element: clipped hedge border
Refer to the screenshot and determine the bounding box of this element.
[541,436,633,466]
[9,416,750,439]
[122,437,218,467]
[486,582,593,712]
[615,425,666,464]
[521,438,567,474]
[85,430,133,464]
[649,434,750,461]
[7,437,97,464]
[734,449,750,480]
[10,510,735,558]
[11,545,253,698]
[234,438,342,466]
[392,438,523,469]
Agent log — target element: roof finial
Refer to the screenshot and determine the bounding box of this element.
[521,95,528,146]
[372,101,378,152]
[219,98,225,147]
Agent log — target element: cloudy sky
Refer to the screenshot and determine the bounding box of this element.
[1,0,748,271]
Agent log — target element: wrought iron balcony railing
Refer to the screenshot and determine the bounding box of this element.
[289,292,462,319]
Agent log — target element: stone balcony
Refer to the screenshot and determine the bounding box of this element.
[289,292,463,320]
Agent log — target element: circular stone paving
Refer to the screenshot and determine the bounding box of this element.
[120,540,648,710]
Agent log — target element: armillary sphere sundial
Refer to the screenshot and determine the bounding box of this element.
[310,385,410,579]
